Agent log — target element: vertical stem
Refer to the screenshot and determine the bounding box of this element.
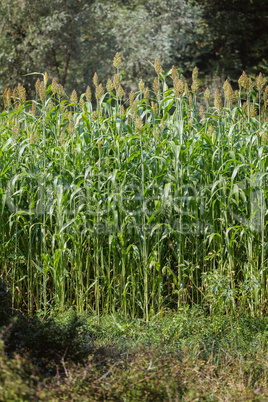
[140,129,148,321]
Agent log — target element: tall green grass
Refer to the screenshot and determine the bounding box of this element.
[1,58,268,318]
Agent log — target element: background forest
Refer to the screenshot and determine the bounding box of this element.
[1,0,268,100]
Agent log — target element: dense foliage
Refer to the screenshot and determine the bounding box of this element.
[1,58,268,319]
[199,0,268,79]
[0,0,267,99]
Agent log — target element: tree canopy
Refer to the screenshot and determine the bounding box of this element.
[0,0,267,98]
[199,0,268,80]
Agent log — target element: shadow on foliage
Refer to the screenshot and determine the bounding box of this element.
[0,281,95,376]
[0,280,12,326]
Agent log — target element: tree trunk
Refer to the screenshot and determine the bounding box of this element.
[60,49,71,87]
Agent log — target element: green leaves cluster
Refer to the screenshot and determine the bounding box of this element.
[1,0,267,101]
[199,0,268,79]
[0,62,268,318]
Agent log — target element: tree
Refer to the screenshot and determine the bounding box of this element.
[1,0,266,102]
[78,0,206,91]
[198,0,268,80]
[0,0,90,96]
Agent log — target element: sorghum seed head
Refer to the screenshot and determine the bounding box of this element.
[31,101,36,116]
[244,102,256,118]
[159,119,165,131]
[171,65,178,81]
[153,77,160,95]
[35,78,41,93]
[117,85,124,100]
[238,71,248,89]
[226,83,234,104]
[51,79,58,94]
[70,89,78,104]
[95,83,104,101]
[233,90,239,104]
[131,99,139,116]
[189,93,193,108]
[204,88,210,102]
[61,104,67,115]
[120,105,125,114]
[223,79,229,94]
[105,156,110,168]
[151,101,157,115]
[68,121,75,135]
[247,77,254,91]
[144,87,150,104]
[3,88,11,109]
[7,88,12,107]
[59,131,65,146]
[79,99,86,112]
[113,74,120,91]
[191,79,198,93]
[192,67,198,82]
[86,86,92,102]
[93,72,98,87]
[136,115,143,134]
[57,84,65,99]
[92,111,98,121]
[12,88,17,102]
[256,72,265,92]
[173,77,184,98]
[261,131,268,146]
[214,89,223,114]
[30,131,38,144]
[106,78,114,93]
[129,90,135,106]
[44,72,49,87]
[113,52,121,68]
[199,105,205,120]
[154,58,164,75]
[250,104,257,117]
[139,79,145,92]
[12,123,20,138]
[38,81,46,103]
[17,83,26,103]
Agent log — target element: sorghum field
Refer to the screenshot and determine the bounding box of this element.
[1,56,268,318]
[1,56,268,400]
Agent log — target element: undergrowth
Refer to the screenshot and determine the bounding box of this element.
[1,305,268,401]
